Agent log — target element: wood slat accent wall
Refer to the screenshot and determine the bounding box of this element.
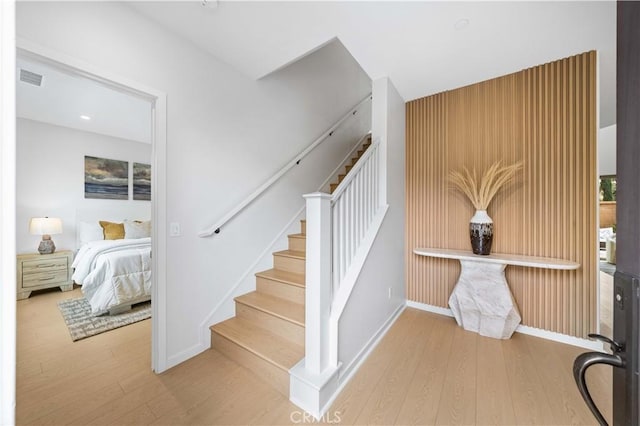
[406,51,597,337]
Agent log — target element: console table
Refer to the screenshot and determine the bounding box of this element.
[413,248,580,339]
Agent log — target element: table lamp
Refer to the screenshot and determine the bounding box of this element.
[29,217,63,254]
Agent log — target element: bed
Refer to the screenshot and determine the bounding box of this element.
[72,216,152,316]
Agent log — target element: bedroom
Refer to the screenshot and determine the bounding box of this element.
[15,54,154,362]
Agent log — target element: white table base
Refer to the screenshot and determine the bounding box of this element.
[448,260,521,339]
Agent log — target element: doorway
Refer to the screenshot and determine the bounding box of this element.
[8,42,168,423]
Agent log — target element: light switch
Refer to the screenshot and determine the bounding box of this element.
[169,222,181,237]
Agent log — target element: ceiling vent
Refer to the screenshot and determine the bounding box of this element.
[19,69,43,87]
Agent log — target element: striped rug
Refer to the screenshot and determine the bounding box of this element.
[57,297,151,341]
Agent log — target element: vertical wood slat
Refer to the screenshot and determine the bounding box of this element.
[405,51,597,337]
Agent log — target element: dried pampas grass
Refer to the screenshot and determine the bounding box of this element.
[449,161,523,210]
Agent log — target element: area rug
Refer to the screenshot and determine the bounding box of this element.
[57,297,151,341]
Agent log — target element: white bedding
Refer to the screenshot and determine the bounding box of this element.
[72,238,151,315]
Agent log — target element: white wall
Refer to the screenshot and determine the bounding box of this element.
[1,0,17,423]
[337,77,405,375]
[599,124,616,176]
[16,119,151,254]
[16,2,371,367]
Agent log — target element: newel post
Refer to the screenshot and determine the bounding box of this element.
[303,192,332,375]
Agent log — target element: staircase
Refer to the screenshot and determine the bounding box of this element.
[330,137,372,194]
[210,135,372,396]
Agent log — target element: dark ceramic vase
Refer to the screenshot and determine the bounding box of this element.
[469,210,493,255]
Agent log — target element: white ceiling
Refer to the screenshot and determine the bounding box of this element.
[128,1,616,127]
[16,57,152,144]
[15,2,616,140]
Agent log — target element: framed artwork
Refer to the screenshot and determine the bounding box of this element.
[133,162,151,201]
[84,156,128,200]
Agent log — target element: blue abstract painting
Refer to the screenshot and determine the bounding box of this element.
[84,156,128,200]
[133,162,151,201]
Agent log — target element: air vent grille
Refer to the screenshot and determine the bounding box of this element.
[19,69,43,86]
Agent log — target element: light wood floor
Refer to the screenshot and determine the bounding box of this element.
[17,288,612,425]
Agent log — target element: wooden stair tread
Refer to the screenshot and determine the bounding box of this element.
[211,317,303,371]
[288,233,306,239]
[255,268,305,287]
[273,249,305,260]
[235,292,305,326]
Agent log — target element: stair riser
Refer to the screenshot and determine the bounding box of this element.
[273,254,305,275]
[256,276,305,304]
[235,303,304,345]
[211,332,289,397]
[288,236,306,252]
[300,220,306,234]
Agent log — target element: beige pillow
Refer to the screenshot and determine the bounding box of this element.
[124,220,151,239]
[99,221,125,240]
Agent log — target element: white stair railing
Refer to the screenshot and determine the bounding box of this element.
[303,138,383,375]
[330,140,381,295]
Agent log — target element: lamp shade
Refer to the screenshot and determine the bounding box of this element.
[29,217,63,235]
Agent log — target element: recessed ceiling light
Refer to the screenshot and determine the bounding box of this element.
[80,115,91,120]
[455,18,470,31]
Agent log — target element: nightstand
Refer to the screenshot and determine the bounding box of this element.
[17,250,73,300]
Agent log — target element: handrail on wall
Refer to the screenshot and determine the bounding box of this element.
[198,93,372,237]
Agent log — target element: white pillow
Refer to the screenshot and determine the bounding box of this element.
[599,227,614,242]
[124,220,151,239]
[78,221,104,247]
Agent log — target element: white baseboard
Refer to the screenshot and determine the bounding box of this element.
[165,342,209,371]
[406,300,454,318]
[339,302,405,381]
[515,324,605,351]
[406,300,605,351]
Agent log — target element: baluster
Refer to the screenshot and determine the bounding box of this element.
[366,157,372,226]
[332,203,340,293]
[374,147,379,210]
[367,156,373,228]
[360,165,365,241]
[339,199,344,286]
[352,172,357,250]
[342,189,349,281]
[356,168,362,246]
